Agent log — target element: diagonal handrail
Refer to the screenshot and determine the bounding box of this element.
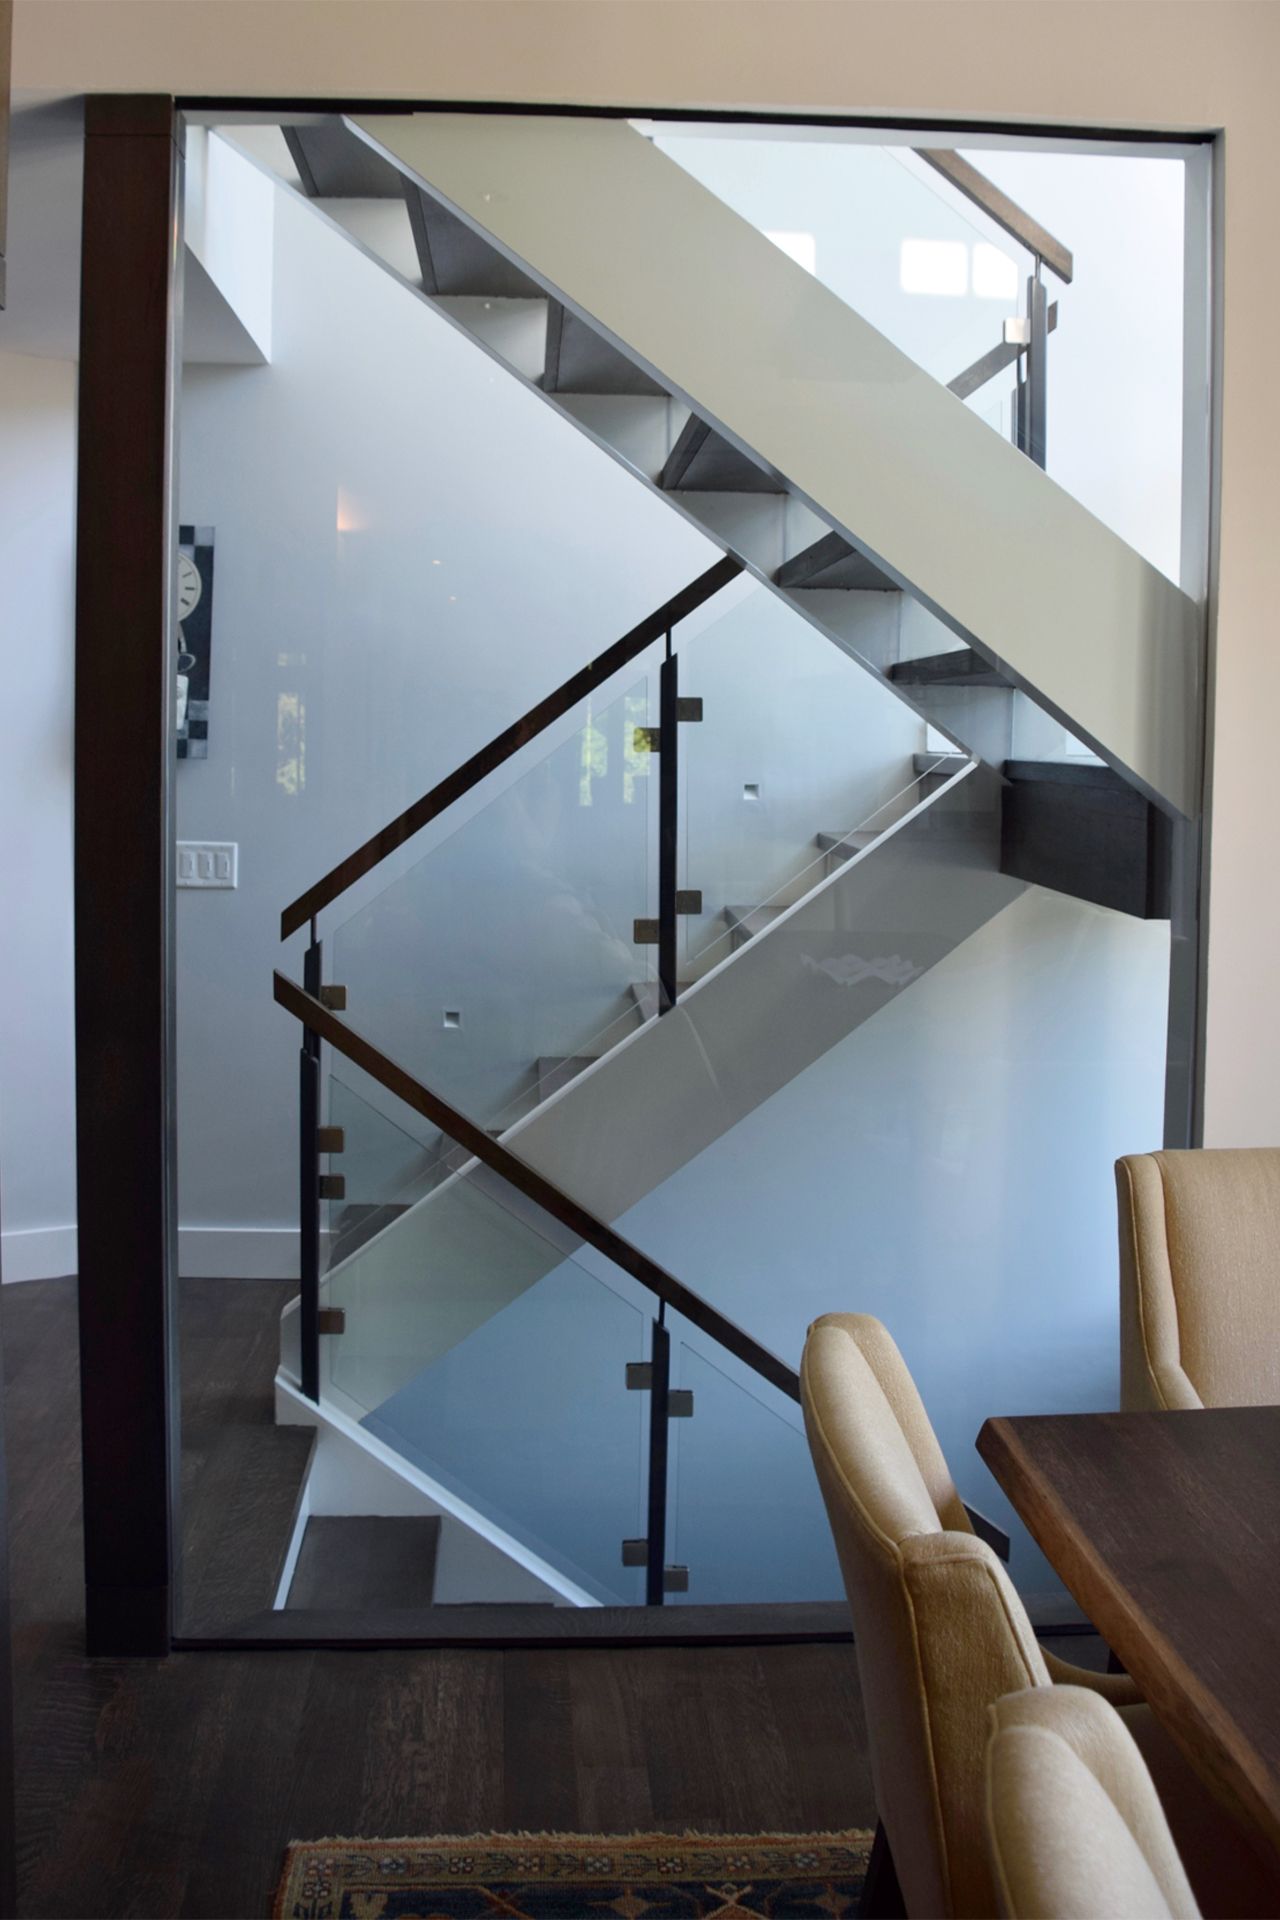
[915,149,1074,283]
[280,554,743,939]
[274,970,802,1401]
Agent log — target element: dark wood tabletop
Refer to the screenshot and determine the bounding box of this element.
[978,1406,1280,1862]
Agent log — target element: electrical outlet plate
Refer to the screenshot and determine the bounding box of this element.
[177,841,238,889]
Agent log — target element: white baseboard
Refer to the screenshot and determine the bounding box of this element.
[179,1226,305,1280]
[2,1223,316,1282]
[0,1225,78,1283]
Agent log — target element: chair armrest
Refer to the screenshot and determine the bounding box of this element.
[1042,1645,1142,1706]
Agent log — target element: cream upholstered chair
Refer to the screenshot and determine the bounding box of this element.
[985,1687,1200,1920]
[801,1313,1142,1919]
[1116,1147,1280,1410]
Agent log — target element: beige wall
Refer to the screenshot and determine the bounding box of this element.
[13,0,1280,1144]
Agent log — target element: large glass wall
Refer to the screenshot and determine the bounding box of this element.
[170,108,1204,1635]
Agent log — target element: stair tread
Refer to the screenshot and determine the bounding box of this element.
[543,302,667,397]
[629,980,694,1021]
[889,648,1011,690]
[285,120,407,199]
[286,1515,443,1611]
[775,530,897,594]
[914,752,969,776]
[533,1054,598,1096]
[660,415,782,494]
[815,828,879,855]
[407,186,544,299]
[725,902,789,937]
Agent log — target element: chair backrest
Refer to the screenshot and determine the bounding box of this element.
[801,1313,1050,1919]
[1117,1148,1280,1410]
[986,1686,1200,1920]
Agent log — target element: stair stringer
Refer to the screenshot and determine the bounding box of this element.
[349,110,1201,819]
[286,761,1024,1413]
[273,1370,599,1606]
[225,130,1011,781]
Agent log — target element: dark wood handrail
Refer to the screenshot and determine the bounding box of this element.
[273,970,801,1401]
[915,150,1074,285]
[280,554,742,939]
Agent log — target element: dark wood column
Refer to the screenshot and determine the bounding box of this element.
[75,96,181,1657]
[0,0,11,308]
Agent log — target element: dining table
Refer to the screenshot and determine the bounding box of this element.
[977,1405,1280,1870]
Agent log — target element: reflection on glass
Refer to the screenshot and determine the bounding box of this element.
[330,680,655,1130]
[669,1339,842,1605]
[653,133,1035,396]
[324,1135,649,1603]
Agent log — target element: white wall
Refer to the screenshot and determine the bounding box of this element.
[0,352,78,1281]
[174,177,720,1270]
[372,884,1169,1606]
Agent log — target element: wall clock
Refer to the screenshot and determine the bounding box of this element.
[176,525,215,760]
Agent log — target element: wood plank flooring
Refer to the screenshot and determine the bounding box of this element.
[2,1276,877,1918]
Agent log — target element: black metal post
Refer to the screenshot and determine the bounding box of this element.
[645,1315,672,1605]
[299,930,323,1401]
[1023,269,1048,469]
[658,640,679,1013]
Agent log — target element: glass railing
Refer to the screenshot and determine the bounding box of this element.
[651,130,1044,427]
[323,1120,651,1604]
[675,581,941,981]
[328,677,658,1133]
[667,1330,843,1606]
[285,1043,835,1609]
[325,1068,451,1269]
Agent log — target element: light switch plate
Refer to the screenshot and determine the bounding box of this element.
[177,841,238,889]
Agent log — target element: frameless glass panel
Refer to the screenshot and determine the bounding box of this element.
[325,1069,450,1270]
[322,1119,649,1605]
[667,1338,842,1605]
[329,680,656,1132]
[652,131,1035,403]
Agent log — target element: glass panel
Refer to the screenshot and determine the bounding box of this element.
[676,580,943,984]
[652,131,1034,401]
[322,1118,649,1605]
[329,680,657,1133]
[668,1337,843,1605]
[325,1069,451,1269]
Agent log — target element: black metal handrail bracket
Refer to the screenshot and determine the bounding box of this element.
[280,555,741,940]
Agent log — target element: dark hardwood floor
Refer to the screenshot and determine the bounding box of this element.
[2,1276,877,1919]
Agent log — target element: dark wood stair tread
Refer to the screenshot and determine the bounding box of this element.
[775,530,897,594]
[889,648,1011,690]
[286,1515,442,1610]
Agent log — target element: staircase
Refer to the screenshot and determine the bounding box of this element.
[227,110,1202,1626]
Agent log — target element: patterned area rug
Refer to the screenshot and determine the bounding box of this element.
[273,1829,875,1918]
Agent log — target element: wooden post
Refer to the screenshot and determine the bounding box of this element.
[74,96,181,1657]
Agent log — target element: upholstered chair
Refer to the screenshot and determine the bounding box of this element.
[800,1313,1141,1919]
[1116,1148,1280,1410]
[985,1686,1200,1920]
